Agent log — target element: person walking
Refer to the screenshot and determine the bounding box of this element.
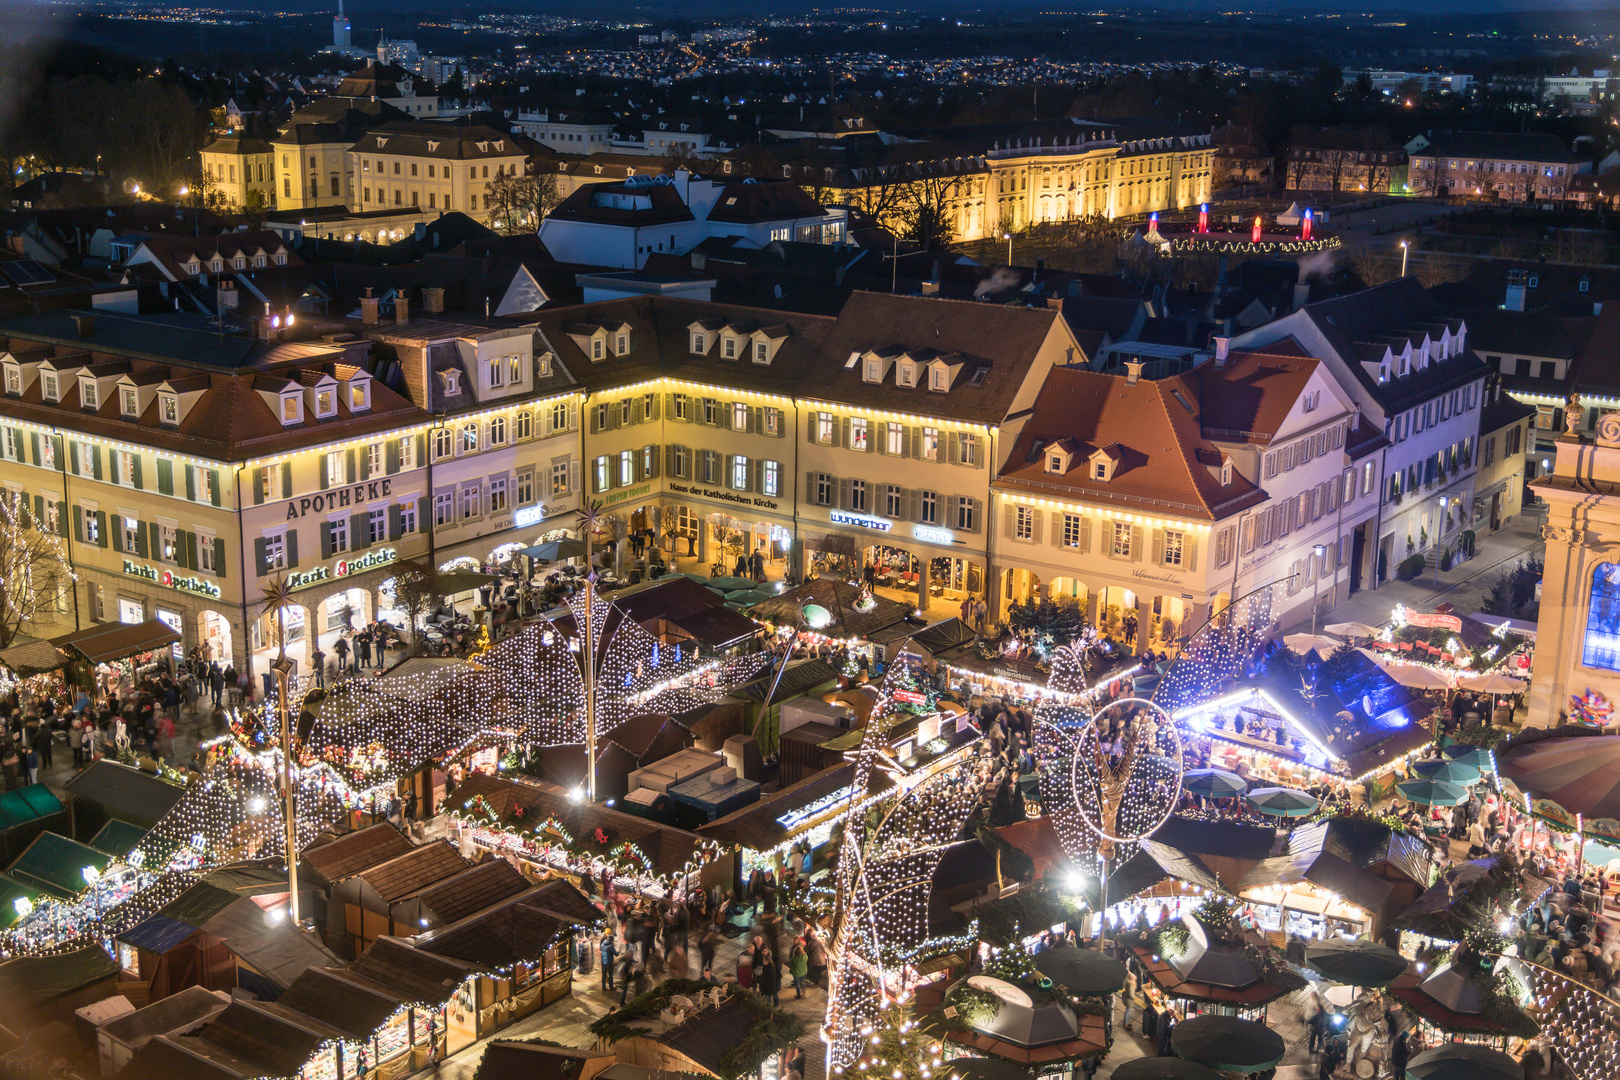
[33,724,51,773]
[599,933,617,993]
[756,947,781,1006]
[23,744,38,786]
[806,927,827,987]
[311,647,327,689]
[700,926,719,974]
[334,634,351,675]
[789,939,809,999]
[209,663,225,707]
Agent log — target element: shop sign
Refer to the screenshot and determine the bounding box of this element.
[602,482,652,506]
[1130,567,1184,584]
[335,548,396,578]
[775,784,858,831]
[1407,611,1462,632]
[667,481,779,511]
[912,524,955,545]
[284,479,393,520]
[122,559,222,599]
[513,503,550,528]
[894,689,927,705]
[829,510,891,532]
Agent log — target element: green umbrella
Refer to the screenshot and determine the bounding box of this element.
[1411,759,1482,785]
[1305,937,1409,987]
[680,573,710,583]
[1406,1044,1523,1080]
[1184,768,1247,798]
[1171,1015,1285,1073]
[1396,778,1471,806]
[1110,1061,1223,1080]
[1244,786,1320,817]
[1443,744,1493,771]
[730,590,775,606]
[710,576,756,591]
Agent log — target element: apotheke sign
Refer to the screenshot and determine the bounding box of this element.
[284,479,393,520]
[829,511,891,532]
[286,548,397,591]
[122,560,222,599]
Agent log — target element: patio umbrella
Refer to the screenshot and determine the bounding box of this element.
[1405,1044,1523,1080]
[1245,786,1320,817]
[1109,1061,1223,1080]
[709,576,757,591]
[1457,672,1527,694]
[730,590,775,606]
[1171,1014,1285,1073]
[1304,937,1409,987]
[1183,768,1248,798]
[520,538,589,562]
[1284,633,1342,656]
[680,573,710,583]
[1396,777,1471,806]
[1410,759,1482,785]
[1443,744,1493,771]
[1498,732,1620,819]
[1326,621,1384,639]
[1033,947,1127,997]
[1381,663,1454,690]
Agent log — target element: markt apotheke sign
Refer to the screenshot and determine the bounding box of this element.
[284,547,398,591]
[667,482,779,511]
[122,560,222,599]
[283,480,393,520]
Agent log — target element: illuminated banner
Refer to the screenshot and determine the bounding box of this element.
[912,524,955,545]
[1406,612,1462,632]
[122,560,222,599]
[335,548,396,578]
[829,511,891,532]
[513,503,550,528]
[775,784,858,831]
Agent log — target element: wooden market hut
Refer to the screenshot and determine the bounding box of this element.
[327,839,471,959]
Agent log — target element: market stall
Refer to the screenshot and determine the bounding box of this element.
[1128,898,1306,1025]
[53,619,182,693]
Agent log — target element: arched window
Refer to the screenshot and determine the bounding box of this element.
[1583,562,1620,671]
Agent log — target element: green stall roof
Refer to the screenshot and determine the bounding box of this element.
[6,832,113,899]
[0,874,41,929]
[0,786,64,830]
[90,819,150,858]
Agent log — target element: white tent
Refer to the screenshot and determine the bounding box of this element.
[1276,202,1303,225]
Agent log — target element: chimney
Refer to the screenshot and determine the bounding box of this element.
[1293,282,1310,311]
[1125,361,1143,384]
[1213,336,1230,364]
[423,286,445,314]
[71,314,94,338]
[395,295,410,325]
[1351,406,1361,431]
[1046,297,1062,311]
[360,287,379,325]
[920,281,940,296]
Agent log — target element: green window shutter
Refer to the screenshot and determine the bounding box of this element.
[388,505,401,542]
[385,440,400,474]
[320,522,334,559]
[415,435,426,464]
[350,512,369,552]
[54,502,65,538]
[134,521,149,558]
[213,538,227,578]
[358,447,371,481]
[157,458,174,496]
[73,508,84,543]
[29,432,39,463]
[111,518,123,553]
[320,456,331,490]
[209,469,221,506]
[285,529,300,568]
[346,448,357,483]
[185,531,199,570]
[93,510,107,548]
[131,454,143,488]
[281,462,292,497]
[185,466,196,501]
[418,497,430,533]
[89,446,101,480]
[252,469,265,505]
[254,538,269,577]
[69,441,80,475]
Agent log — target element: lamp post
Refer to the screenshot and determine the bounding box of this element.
[261,580,301,926]
[1312,544,1326,634]
[1435,495,1448,589]
[1400,239,1409,278]
[1003,231,1012,265]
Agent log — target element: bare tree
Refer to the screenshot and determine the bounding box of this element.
[485,170,561,234]
[896,173,961,250]
[390,558,442,640]
[0,490,73,649]
[1318,148,1354,194]
[1285,152,1310,192]
[1407,160,1440,198]
[1462,163,1493,200]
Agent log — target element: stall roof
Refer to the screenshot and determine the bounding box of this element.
[63,759,187,826]
[748,578,913,640]
[658,996,768,1077]
[409,859,532,925]
[160,881,244,926]
[734,658,839,703]
[474,1040,618,1080]
[124,1034,264,1080]
[197,860,292,898]
[700,761,892,851]
[198,897,340,991]
[191,999,350,1079]
[117,914,200,955]
[53,618,180,666]
[1236,842,1394,918]
[1152,815,1276,862]
[1243,653,1435,775]
[0,784,64,830]
[901,618,978,657]
[0,943,118,1007]
[413,894,569,970]
[89,818,150,857]
[349,936,473,1005]
[299,823,415,883]
[0,874,40,928]
[101,986,231,1048]
[7,831,113,898]
[351,840,469,904]
[0,639,69,677]
[1104,839,1226,905]
[275,968,403,1041]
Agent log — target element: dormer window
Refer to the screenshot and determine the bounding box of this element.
[1581,277,1591,293]
[690,332,706,354]
[348,381,370,412]
[119,387,138,417]
[275,253,286,266]
[897,362,915,387]
[253,255,266,268]
[615,331,630,355]
[930,366,948,391]
[723,336,737,360]
[440,369,461,396]
[591,337,605,361]
[969,366,989,388]
[864,359,882,383]
[41,373,57,401]
[209,259,223,273]
[232,257,245,270]
[280,393,301,424]
[314,388,336,418]
[2,366,19,395]
[754,341,769,364]
[1221,458,1233,486]
[1093,460,1106,479]
[159,393,178,425]
[1048,453,1064,474]
[184,260,200,276]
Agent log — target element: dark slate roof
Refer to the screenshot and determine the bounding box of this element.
[116,914,199,954]
[747,578,912,641]
[1103,839,1225,906]
[300,823,414,884]
[7,831,112,897]
[472,1041,615,1080]
[0,943,117,1007]
[1152,816,1275,862]
[198,897,341,991]
[352,840,469,904]
[701,761,894,851]
[63,760,187,825]
[349,936,471,1005]
[101,986,230,1046]
[411,859,531,925]
[705,180,828,224]
[1237,837,1395,916]
[413,897,567,970]
[659,996,768,1075]
[89,818,150,857]
[1414,130,1582,164]
[275,968,403,1041]
[734,657,841,703]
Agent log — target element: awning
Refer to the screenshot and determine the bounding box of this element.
[435,569,499,595]
[53,619,180,666]
[0,785,64,830]
[0,639,70,678]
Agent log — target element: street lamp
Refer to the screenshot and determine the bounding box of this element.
[1435,496,1448,588]
[1400,239,1409,278]
[1312,544,1326,634]
[756,598,832,724]
[1003,231,1012,265]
